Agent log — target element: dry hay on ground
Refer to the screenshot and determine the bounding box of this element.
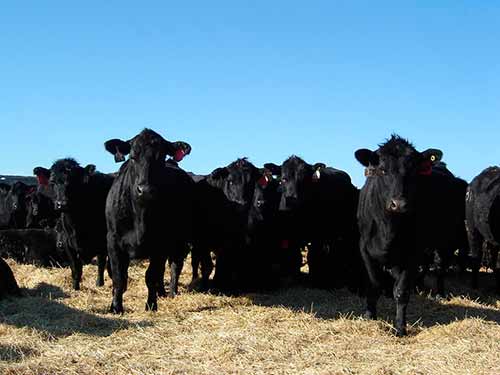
[0,258,498,375]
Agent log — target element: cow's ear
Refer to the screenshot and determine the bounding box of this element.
[167,141,192,162]
[104,139,131,163]
[264,163,281,176]
[421,148,443,164]
[211,167,229,180]
[355,149,379,167]
[313,163,326,170]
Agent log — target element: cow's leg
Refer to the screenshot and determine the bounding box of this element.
[191,247,201,281]
[156,259,167,297]
[200,249,214,291]
[361,251,381,320]
[169,248,185,298]
[96,253,107,287]
[106,257,113,279]
[66,246,82,291]
[109,250,129,314]
[145,255,165,311]
[391,266,411,337]
[467,227,483,289]
[493,248,500,294]
[433,249,449,298]
[364,282,380,320]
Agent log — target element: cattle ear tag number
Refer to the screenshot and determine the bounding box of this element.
[313,170,321,181]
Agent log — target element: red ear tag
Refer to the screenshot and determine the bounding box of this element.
[37,175,49,186]
[419,160,432,176]
[258,175,269,187]
[174,149,186,162]
[281,239,290,249]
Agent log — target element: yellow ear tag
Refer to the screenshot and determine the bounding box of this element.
[430,155,436,162]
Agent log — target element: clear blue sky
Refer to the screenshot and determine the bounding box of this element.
[1,1,499,187]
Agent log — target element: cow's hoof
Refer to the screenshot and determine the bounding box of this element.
[363,310,376,320]
[167,291,178,299]
[96,279,105,287]
[110,303,124,314]
[395,327,407,337]
[145,301,158,311]
[73,283,80,291]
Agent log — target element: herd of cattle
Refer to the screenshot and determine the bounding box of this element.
[0,129,499,336]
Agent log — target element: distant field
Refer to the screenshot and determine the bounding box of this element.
[0,259,498,375]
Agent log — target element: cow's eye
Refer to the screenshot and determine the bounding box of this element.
[281,178,287,184]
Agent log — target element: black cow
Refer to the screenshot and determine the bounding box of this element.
[26,167,58,229]
[465,167,500,293]
[190,158,262,291]
[48,159,113,290]
[0,258,21,300]
[355,135,466,336]
[104,129,193,313]
[0,228,68,267]
[244,168,285,287]
[0,181,34,229]
[265,157,362,290]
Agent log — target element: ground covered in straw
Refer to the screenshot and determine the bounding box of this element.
[0,258,499,375]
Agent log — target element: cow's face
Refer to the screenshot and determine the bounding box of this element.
[355,135,441,215]
[272,157,311,211]
[208,158,258,207]
[105,129,191,204]
[25,192,39,228]
[49,159,94,211]
[26,192,53,228]
[252,169,280,219]
[9,182,30,213]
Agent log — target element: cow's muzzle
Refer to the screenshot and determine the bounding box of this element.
[136,184,156,201]
[386,198,407,214]
[55,200,68,211]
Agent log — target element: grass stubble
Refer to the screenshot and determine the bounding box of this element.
[0,258,498,375]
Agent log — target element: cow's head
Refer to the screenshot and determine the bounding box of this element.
[355,134,442,214]
[25,191,54,228]
[265,156,320,211]
[33,167,51,187]
[105,128,191,203]
[2,182,33,228]
[49,159,95,211]
[251,167,281,220]
[207,158,260,207]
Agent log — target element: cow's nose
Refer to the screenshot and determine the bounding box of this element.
[12,203,18,210]
[387,198,406,213]
[55,201,67,210]
[136,185,144,196]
